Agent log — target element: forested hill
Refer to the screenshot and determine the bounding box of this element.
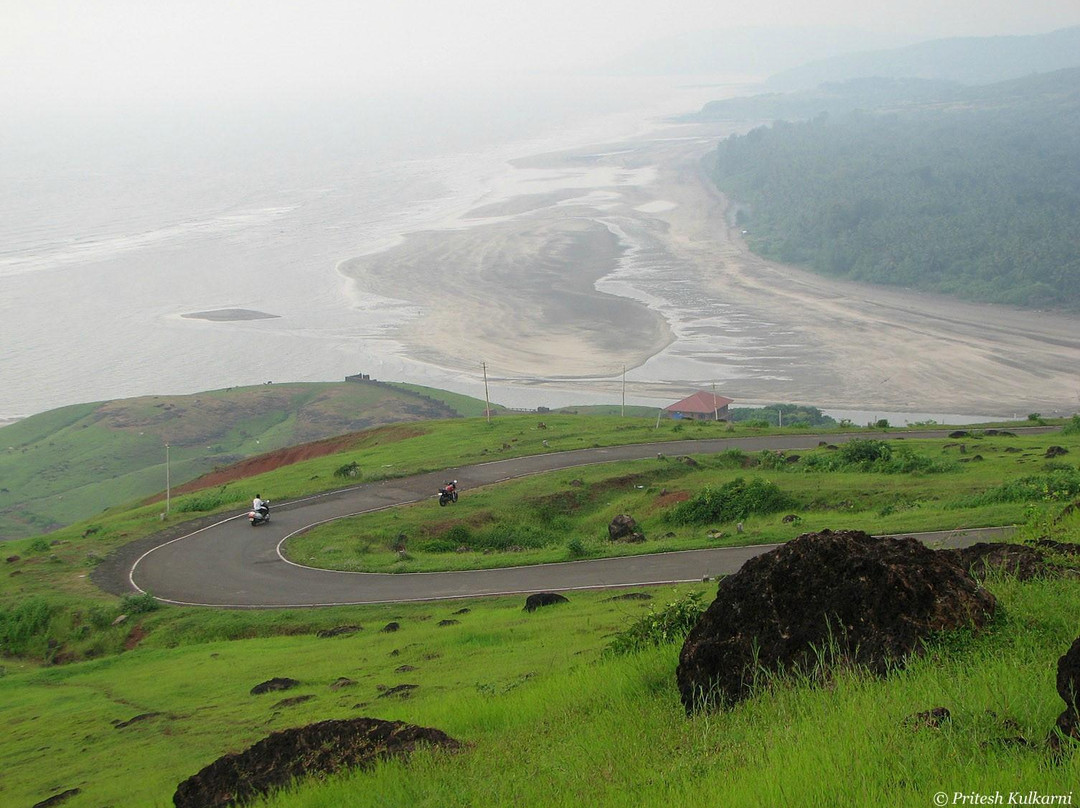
[710,68,1080,311]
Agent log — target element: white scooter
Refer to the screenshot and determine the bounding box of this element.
[247,501,271,526]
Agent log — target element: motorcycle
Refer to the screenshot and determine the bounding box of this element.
[438,483,458,507]
[247,501,271,526]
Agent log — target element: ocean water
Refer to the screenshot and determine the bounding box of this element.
[1,77,742,422]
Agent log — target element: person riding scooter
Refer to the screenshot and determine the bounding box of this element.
[252,494,269,518]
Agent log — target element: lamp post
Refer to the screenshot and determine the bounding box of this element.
[165,442,171,517]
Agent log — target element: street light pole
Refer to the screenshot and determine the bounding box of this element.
[165,442,171,516]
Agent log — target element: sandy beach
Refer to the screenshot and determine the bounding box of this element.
[341,121,1080,418]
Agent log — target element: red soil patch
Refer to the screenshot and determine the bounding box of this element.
[653,491,691,509]
[151,423,432,502]
[123,622,147,651]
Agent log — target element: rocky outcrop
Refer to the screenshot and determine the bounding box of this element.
[945,542,1057,581]
[250,678,299,696]
[173,717,460,808]
[524,592,569,612]
[1048,637,1080,754]
[608,514,645,543]
[677,530,996,712]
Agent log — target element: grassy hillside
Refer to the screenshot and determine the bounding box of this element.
[0,381,475,541]
[3,415,1080,806]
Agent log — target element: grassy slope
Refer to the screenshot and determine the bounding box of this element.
[286,431,1075,573]
[0,381,476,541]
[3,416,1080,806]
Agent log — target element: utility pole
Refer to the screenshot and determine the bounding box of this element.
[712,382,718,421]
[482,362,491,424]
[622,365,626,417]
[165,442,171,516]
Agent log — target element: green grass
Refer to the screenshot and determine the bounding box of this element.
[3,415,1080,806]
[0,382,480,540]
[285,433,1079,574]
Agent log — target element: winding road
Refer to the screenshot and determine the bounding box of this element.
[110,431,1034,608]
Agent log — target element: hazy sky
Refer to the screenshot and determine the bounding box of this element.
[3,0,1080,109]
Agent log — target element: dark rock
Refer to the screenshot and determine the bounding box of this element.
[524,592,570,612]
[251,678,300,696]
[1045,446,1069,458]
[677,456,699,468]
[607,592,653,602]
[32,788,81,808]
[944,542,1055,581]
[5,555,19,563]
[272,695,314,709]
[1034,539,1080,557]
[173,717,460,808]
[781,514,801,524]
[903,707,951,729]
[608,514,644,542]
[380,622,401,633]
[949,430,971,438]
[677,530,995,712]
[316,625,361,638]
[378,684,418,699]
[395,665,417,673]
[452,607,471,615]
[329,678,356,690]
[115,712,164,729]
[437,619,459,627]
[1048,637,1080,754]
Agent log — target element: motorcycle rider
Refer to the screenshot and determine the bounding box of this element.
[252,494,269,518]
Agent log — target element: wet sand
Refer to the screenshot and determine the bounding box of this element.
[341,124,1080,417]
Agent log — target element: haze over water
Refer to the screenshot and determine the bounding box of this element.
[0,78,741,422]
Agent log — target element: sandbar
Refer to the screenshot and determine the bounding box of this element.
[181,309,280,322]
[341,123,1080,417]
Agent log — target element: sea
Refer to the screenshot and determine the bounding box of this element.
[0,75,998,427]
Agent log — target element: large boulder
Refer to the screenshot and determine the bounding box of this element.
[173,717,460,808]
[608,514,645,542]
[1048,637,1080,754]
[677,529,996,712]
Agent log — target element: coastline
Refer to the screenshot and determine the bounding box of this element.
[340,117,1080,418]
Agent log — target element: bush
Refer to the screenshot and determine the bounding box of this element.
[966,468,1080,506]
[606,591,706,655]
[0,598,55,657]
[120,593,161,615]
[334,461,361,479]
[1061,414,1080,435]
[839,439,892,465]
[666,477,795,525]
[567,537,587,558]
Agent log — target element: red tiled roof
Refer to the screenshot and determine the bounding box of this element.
[665,391,734,414]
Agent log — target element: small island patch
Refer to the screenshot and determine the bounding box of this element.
[182,309,280,322]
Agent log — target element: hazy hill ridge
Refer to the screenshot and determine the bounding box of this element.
[766,25,1080,90]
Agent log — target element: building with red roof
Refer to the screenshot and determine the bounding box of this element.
[664,391,734,420]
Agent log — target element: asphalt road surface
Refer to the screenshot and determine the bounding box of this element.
[118,431,1028,608]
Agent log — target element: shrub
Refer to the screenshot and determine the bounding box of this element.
[966,468,1080,506]
[418,538,459,553]
[606,591,706,655]
[120,593,161,615]
[666,477,795,525]
[567,537,587,558]
[27,537,50,553]
[1061,414,1080,435]
[334,461,361,479]
[839,439,892,465]
[0,598,55,657]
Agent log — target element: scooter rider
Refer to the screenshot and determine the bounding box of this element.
[252,494,269,517]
